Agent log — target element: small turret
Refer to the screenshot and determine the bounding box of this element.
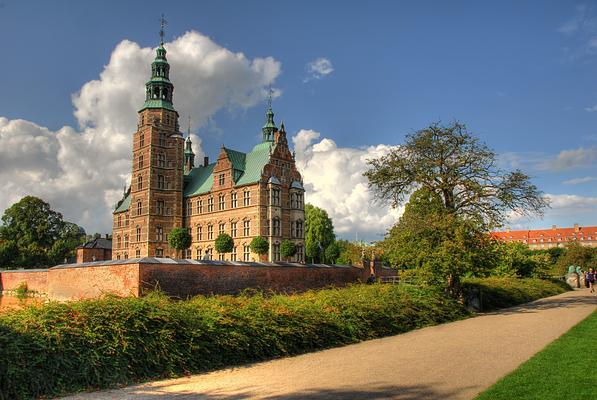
[184,135,195,173]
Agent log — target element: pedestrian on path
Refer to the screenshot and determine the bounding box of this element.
[588,268,595,294]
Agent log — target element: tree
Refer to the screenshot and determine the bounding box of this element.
[364,122,548,230]
[280,239,297,261]
[0,196,85,268]
[305,204,335,263]
[555,242,597,275]
[215,233,234,255]
[324,242,341,264]
[250,236,269,259]
[380,188,495,295]
[168,227,191,258]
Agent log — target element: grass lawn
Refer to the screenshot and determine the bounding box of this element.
[475,310,597,400]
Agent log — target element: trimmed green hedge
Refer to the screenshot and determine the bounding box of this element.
[462,277,569,311]
[0,278,569,399]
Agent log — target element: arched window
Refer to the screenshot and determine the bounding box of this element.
[272,217,281,236]
[157,175,165,189]
[124,235,129,248]
[296,220,303,238]
[138,155,144,169]
[137,200,142,216]
[156,226,163,242]
[136,226,141,242]
[159,133,166,147]
[116,235,121,249]
[218,193,225,210]
[137,175,143,190]
[117,214,122,227]
[157,153,166,167]
[139,134,144,147]
[196,225,202,241]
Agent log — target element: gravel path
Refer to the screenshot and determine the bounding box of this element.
[61,289,597,400]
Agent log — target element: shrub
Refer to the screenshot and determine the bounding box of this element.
[13,282,28,299]
[280,240,296,260]
[168,227,191,256]
[250,236,268,255]
[214,233,234,254]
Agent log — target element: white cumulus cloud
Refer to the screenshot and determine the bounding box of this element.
[292,129,400,241]
[539,147,597,171]
[304,57,334,82]
[0,31,280,234]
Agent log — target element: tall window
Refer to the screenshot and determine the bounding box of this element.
[117,215,122,227]
[243,190,251,206]
[138,155,144,169]
[296,245,303,263]
[272,218,280,236]
[156,226,163,242]
[116,235,121,249]
[243,220,250,236]
[196,199,202,214]
[157,175,165,189]
[207,197,214,212]
[195,247,202,260]
[231,192,237,208]
[140,134,144,147]
[157,200,164,215]
[207,224,213,240]
[157,153,166,168]
[271,188,280,206]
[243,244,250,261]
[124,234,129,248]
[290,193,297,208]
[136,226,141,242]
[136,249,141,258]
[231,246,237,261]
[218,194,225,210]
[296,220,303,238]
[219,223,225,235]
[218,252,225,261]
[186,200,192,216]
[159,133,166,146]
[219,173,225,186]
[297,193,303,208]
[125,214,129,226]
[231,222,237,238]
[273,243,281,262]
[196,225,202,240]
[137,201,142,216]
[137,175,143,190]
[156,248,164,258]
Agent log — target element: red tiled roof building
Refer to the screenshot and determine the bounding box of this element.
[490,224,597,249]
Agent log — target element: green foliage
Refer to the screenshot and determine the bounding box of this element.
[476,310,597,400]
[493,242,551,278]
[214,233,234,254]
[324,242,341,264]
[305,204,335,263]
[554,242,597,275]
[280,240,297,260]
[249,236,269,255]
[380,189,495,294]
[462,277,569,311]
[364,121,548,229]
[167,227,191,252]
[13,283,29,299]
[0,285,471,399]
[0,196,85,268]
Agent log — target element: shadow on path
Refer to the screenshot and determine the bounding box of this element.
[484,291,597,316]
[117,383,470,400]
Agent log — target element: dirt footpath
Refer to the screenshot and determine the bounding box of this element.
[61,289,597,400]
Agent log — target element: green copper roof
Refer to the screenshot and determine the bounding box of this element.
[184,164,215,196]
[183,142,273,197]
[145,77,172,84]
[139,99,176,112]
[236,142,272,186]
[261,106,277,142]
[114,192,131,213]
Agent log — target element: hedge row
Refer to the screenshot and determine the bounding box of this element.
[462,277,569,311]
[0,278,568,399]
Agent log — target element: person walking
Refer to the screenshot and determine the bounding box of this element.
[588,268,596,294]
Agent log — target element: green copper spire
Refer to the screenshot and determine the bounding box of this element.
[261,88,277,142]
[139,15,175,112]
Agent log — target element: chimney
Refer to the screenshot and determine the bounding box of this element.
[574,223,579,232]
[552,225,557,230]
[203,156,209,167]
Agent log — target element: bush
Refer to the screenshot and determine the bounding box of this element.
[280,240,297,260]
[167,227,191,253]
[249,236,269,255]
[214,233,234,254]
[462,277,569,311]
[0,285,470,399]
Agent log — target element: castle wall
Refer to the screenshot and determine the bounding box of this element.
[0,269,48,294]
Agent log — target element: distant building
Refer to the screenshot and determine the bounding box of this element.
[111,37,305,262]
[76,236,113,263]
[490,224,597,249]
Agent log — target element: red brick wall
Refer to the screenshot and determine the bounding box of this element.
[0,270,48,293]
[47,264,140,301]
[138,263,364,297]
[76,248,112,263]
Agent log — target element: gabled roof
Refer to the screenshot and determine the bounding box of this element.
[491,225,597,243]
[114,192,131,213]
[184,142,273,196]
[77,237,112,250]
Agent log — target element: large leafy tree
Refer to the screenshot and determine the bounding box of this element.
[304,204,336,263]
[364,122,548,230]
[0,196,85,268]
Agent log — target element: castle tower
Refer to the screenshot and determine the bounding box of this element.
[124,22,184,259]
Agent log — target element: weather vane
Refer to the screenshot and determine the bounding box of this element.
[159,14,168,45]
[187,115,191,137]
[268,85,273,108]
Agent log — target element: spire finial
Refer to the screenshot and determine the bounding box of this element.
[187,115,191,138]
[159,14,168,45]
[268,85,273,109]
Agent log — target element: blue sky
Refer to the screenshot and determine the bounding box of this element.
[1,0,596,240]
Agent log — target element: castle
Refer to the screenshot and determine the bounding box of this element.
[111,37,305,263]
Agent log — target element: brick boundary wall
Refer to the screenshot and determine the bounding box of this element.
[0,269,49,294]
[1,258,397,301]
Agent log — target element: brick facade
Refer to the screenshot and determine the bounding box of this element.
[112,42,305,263]
[491,224,597,249]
